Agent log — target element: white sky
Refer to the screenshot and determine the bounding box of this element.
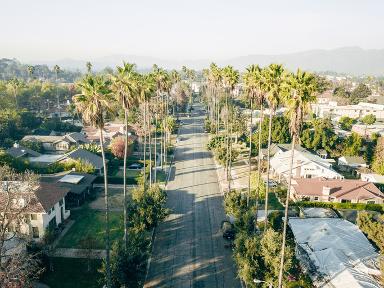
[1,0,383,61]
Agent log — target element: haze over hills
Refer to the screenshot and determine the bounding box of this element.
[30,47,384,76]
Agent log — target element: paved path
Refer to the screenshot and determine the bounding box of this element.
[144,104,240,288]
[52,248,106,259]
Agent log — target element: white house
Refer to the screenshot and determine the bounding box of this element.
[289,218,382,288]
[270,146,343,181]
[312,101,384,120]
[0,182,70,241]
[22,132,89,152]
[338,156,367,169]
[361,173,384,184]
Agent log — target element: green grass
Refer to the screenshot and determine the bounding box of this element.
[114,169,141,178]
[267,192,284,210]
[57,208,123,249]
[41,257,102,288]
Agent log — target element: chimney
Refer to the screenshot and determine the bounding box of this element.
[13,142,19,148]
[296,160,302,177]
[322,186,331,196]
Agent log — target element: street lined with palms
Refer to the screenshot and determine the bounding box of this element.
[145,104,240,288]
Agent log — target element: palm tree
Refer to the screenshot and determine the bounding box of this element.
[243,65,262,206]
[277,69,317,288]
[27,65,35,82]
[73,75,115,288]
[221,66,239,192]
[7,78,22,108]
[111,62,138,250]
[263,64,285,230]
[86,61,92,74]
[53,65,61,121]
[137,74,155,187]
[152,66,169,182]
[207,63,222,134]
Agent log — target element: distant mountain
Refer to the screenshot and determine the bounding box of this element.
[30,47,384,76]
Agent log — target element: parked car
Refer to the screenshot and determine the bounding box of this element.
[128,163,143,169]
[221,220,235,240]
[264,179,278,188]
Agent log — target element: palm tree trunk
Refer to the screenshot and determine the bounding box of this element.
[264,111,274,230]
[99,129,111,288]
[247,100,253,207]
[278,137,296,288]
[228,111,233,192]
[149,110,152,186]
[143,104,147,186]
[154,113,158,183]
[225,90,230,181]
[254,103,263,225]
[123,110,128,251]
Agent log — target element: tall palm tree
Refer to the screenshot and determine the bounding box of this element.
[111,62,138,250]
[73,75,115,288]
[7,78,22,109]
[243,64,262,206]
[152,66,169,182]
[277,69,317,288]
[53,65,61,121]
[137,74,155,187]
[207,63,222,134]
[263,64,285,230]
[86,61,92,74]
[221,66,239,192]
[27,65,35,82]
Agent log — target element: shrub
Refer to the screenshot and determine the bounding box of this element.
[297,201,384,212]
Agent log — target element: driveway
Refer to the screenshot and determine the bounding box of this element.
[144,104,240,288]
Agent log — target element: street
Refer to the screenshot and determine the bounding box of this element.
[144,104,240,288]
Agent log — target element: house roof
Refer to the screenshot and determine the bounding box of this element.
[340,156,366,165]
[64,132,89,144]
[41,171,97,195]
[22,135,65,144]
[0,182,70,213]
[35,183,70,212]
[289,218,381,288]
[64,148,104,169]
[6,146,41,158]
[292,178,384,201]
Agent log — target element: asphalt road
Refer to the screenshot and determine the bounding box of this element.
[144,104,240,288]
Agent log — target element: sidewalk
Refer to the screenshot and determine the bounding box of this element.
[52,248,106,259]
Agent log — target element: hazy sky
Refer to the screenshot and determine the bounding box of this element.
[1,0,383,61]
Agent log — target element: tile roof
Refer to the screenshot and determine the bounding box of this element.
[41,171,97,195]
[292,178,384,201]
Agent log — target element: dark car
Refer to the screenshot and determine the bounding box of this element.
[128,163,143,169]
[221,220,235,240]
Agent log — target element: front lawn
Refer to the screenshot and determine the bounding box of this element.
[41,257,103,288]
[114,169,141,178]
[57,208,123,249]
[259,192,284,210]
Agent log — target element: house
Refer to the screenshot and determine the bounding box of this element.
[289,217,381,288]
[338,156,367,172]
[0,182,70,240]
[21,132,89,152]
[82,122,135,145]
[270,146,343,181]
[312,101,384,120]
[60,148,106,175]
[6,143,41,158]
[41,171,97,207]
[352,124,384,138]
[361,173,384,184]
[290,178,384,204]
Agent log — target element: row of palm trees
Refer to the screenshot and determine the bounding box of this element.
[72,63,191,287]
[203,63,318,287]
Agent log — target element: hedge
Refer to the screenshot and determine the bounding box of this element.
[297,201,384,213]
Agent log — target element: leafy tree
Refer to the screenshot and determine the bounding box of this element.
[109,136,133,159]
[343,132,363,156]
[361,114,376,125]
[100,233,149,288]
[250,171,266,200]
[20,140,44,153]
[357,212,384,252]
[300,118,338,153]
[128,184,168,232]
[351,83,371,103]
[372,137,384,175]
[333,86,350,98]
[338,116,356,131]
[213,145,239,167]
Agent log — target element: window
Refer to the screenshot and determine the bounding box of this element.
[367,200,376,204]
[341,199,351,203]
[314,197,319,201]
[32,227,39,238]
[31,214,37,220]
